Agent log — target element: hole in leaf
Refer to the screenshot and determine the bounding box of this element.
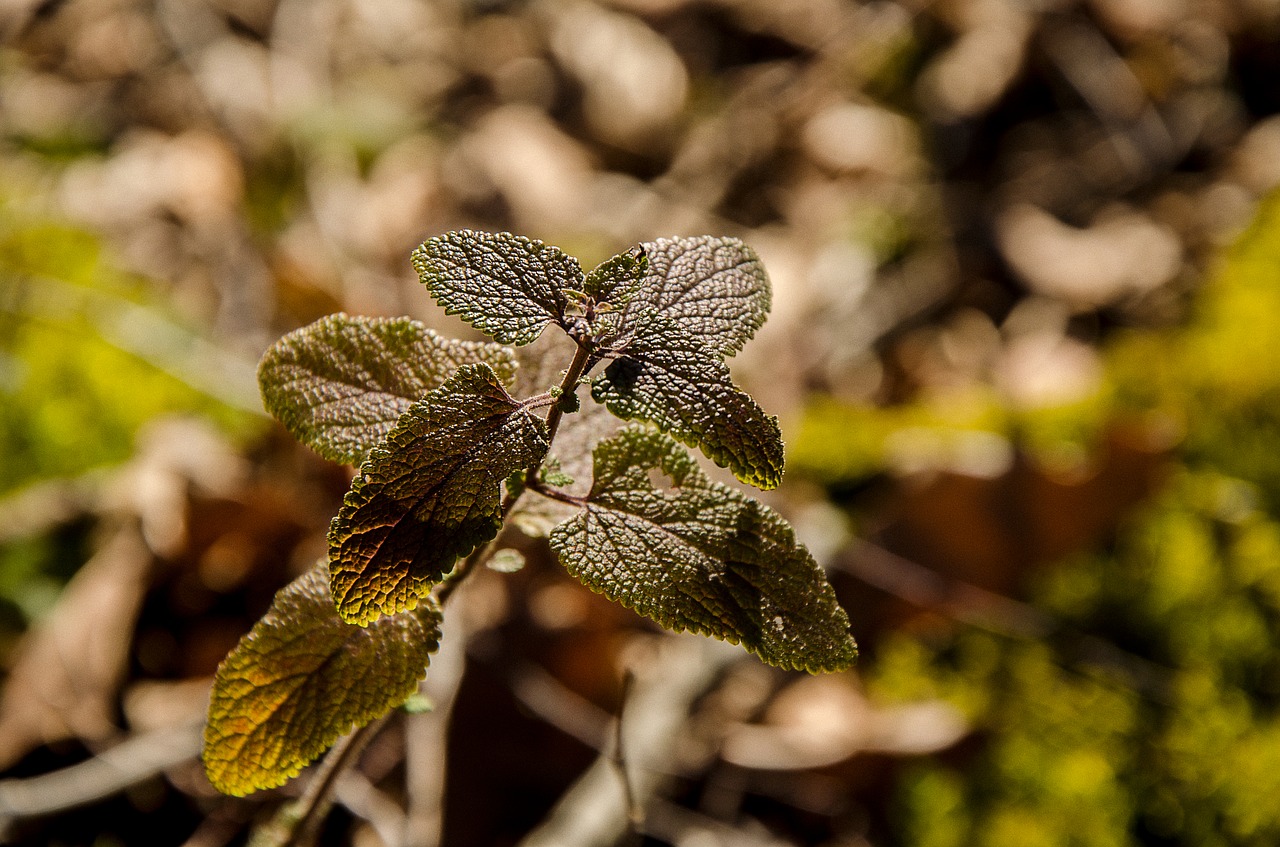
[647,467,680,495]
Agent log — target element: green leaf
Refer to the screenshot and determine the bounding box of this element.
[412,230,583,345]
[329,363,548,624]
[203,562,441,796]
[257,314,517,465]
[591,322,784,489]
[583,246,647,301]
[617,236,770,358]
[549,427,856,673]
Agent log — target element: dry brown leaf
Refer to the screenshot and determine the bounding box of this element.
[0,527,153,769]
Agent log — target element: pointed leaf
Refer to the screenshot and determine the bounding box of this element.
[618,236,770,358]
[258,314,517,465]
[549,428,856,673]
[329,363,548,624]
[592,322,784,489]
[203,562,442,796]
[412,230,582,345]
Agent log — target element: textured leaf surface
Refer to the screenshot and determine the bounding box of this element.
[257,314,517,465]
[203,562,441,796]
[549,428,856,673]
[329,363,548,624]
[583,247,647,301]
[412,230,582,345]
[592,322,784,489]
[623,236,770,358]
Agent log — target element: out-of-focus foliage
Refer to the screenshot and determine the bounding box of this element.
[1108,194,1280,506]
[0,194,256,635]
[844,193,1280,846]
[0,197,254,495]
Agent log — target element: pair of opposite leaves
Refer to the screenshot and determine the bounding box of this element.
[203,232,856,796]
[281,231,792,624]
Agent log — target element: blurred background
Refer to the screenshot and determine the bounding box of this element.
[2,0,1280,844]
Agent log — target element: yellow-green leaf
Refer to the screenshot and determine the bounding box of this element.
[583,246,648,301]
[202,562,441,796]
[603,236,770,358]
[591,321,784,489]
[411,230,582,345]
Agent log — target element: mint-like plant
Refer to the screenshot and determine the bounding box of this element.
[202,231,856,797]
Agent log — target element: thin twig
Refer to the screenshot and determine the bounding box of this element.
[518,392,558,412]
[0,722,203,828]
[836,538,1052,639]
[508,663,612,750]
[610,669,643,831]
[332,769,406,847]
[257,715,390,847]
[402,596,482,847]
[539,340,595,454]
[527,479,588,507]
[517,636,742,847]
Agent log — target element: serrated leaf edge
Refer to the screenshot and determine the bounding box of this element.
[411,230,583,346]
[327,362,549,625]
[257,313,519,466]
[202,568,442,796]
[548,427,856,674]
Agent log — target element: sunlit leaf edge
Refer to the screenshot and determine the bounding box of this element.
[202,563,442,796]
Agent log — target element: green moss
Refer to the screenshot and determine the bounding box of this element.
[851,192,1280,846]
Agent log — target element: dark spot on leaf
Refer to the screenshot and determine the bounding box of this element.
[604,355,644,390]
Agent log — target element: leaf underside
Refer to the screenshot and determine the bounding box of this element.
[329,363,549,624]
[412,230,582,345]
[257,314,517,466]
[203,562,442,796]
[592,322,784,490]
[549,427,856,673]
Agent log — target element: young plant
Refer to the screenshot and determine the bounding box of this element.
[202,231,857,797]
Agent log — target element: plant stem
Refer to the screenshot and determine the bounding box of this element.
[527,479,587,507]
[542,340,594,449]
[518,391,557,412]
[441,339,593,602]
[273,715,389,847]
[268,338,598,844]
